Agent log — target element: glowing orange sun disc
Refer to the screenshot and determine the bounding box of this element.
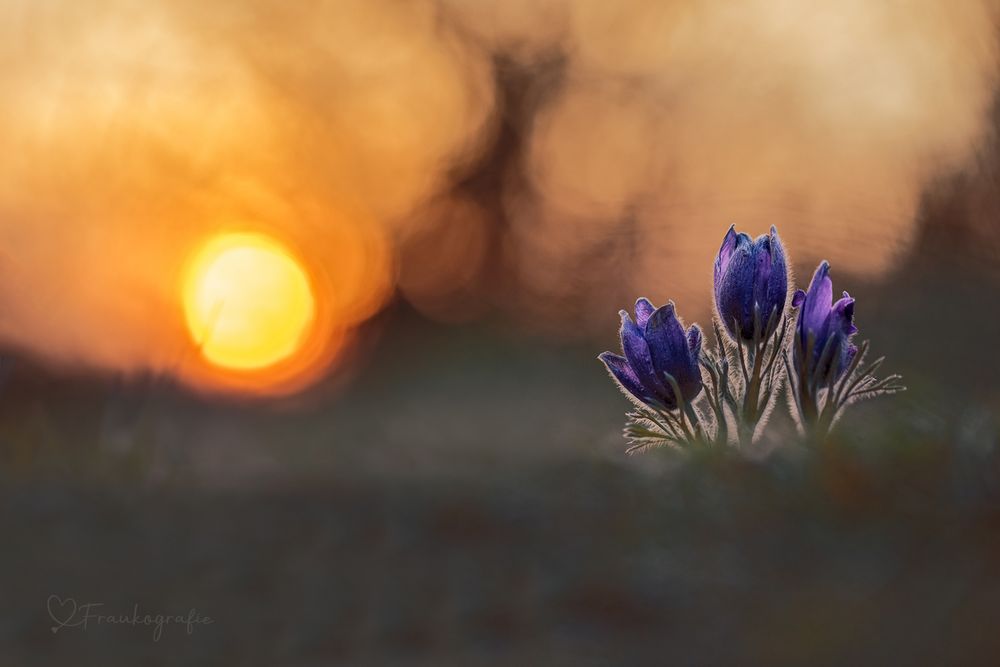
[182,232,316,372]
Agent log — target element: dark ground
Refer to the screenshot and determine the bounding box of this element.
[4,437,1000,666]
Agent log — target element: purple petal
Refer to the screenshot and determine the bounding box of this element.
[599,352,647,403]
[619,310,667,399]
[831,292,857,336]
[682,324,704,399]
[843,343,859,372]
[765,226,788,320]
[714,224,738,289]
[792,289,806,308]
[687,324,703,360]
[645,304,702,403]
[645,303,688,368]
[801,261,833,335]
[751,233,773,321]
[634,297,655,329]
[714,235,757,338]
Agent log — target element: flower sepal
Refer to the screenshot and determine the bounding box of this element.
[621,369,712,452]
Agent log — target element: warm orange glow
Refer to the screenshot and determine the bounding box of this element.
[183,233,316,372]
[0,0,994,388]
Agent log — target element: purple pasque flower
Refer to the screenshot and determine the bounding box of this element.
[714,225,788,340]
[792,261,858,383]
[599,298,703,410]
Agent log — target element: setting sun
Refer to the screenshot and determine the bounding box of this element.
[183,233,316,372]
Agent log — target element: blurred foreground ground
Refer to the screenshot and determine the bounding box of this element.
[0,258,998,665]
[4,438,1000,666]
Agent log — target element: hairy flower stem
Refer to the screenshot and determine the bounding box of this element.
[798,390,827,444]
[713,403,728,448]
[683,402,703,441]
[739,344,764,446]
[701,353,730,448]
[731,310,785,447]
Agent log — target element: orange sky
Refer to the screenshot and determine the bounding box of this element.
[0,0,996,393]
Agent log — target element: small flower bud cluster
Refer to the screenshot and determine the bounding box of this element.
[600,225,904,450]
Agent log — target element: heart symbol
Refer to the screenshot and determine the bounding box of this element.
[47,595,77,633]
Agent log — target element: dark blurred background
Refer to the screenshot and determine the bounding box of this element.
[2,1,1000,665]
